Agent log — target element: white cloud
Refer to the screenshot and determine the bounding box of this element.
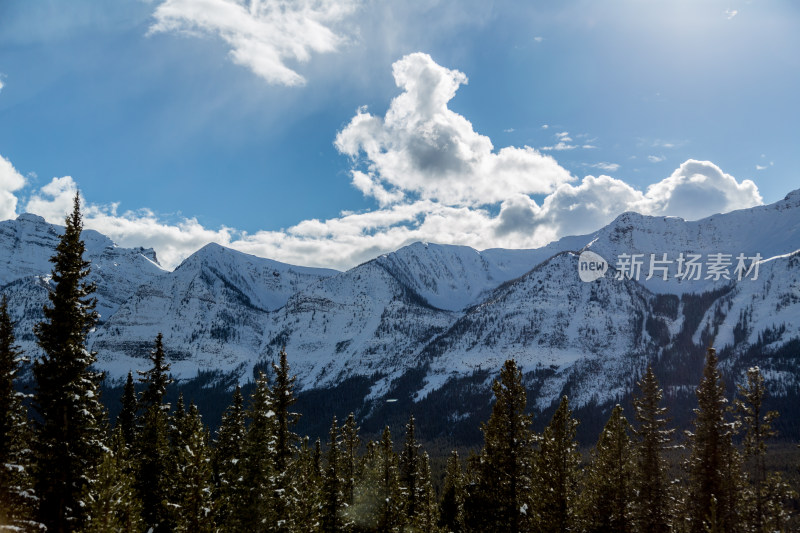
[643,159,762,220]
[334,53,574,205]
[755,164,767,171]
[648,155,665,163]
[0,78,4,92]
[725,9,738,20]
[15,158,764,271]
[533,36,544,43]
[585,162,620,172]
[149,0,359,86]
[0,154,27,220]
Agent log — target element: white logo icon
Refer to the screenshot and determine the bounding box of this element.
[578,251,608,282]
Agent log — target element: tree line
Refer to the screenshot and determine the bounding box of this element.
[0,195,798,532]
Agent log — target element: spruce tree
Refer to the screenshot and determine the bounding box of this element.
[340,413,360,509]
[32,193,107,532]
[172,402,215,533]
[467,359,535,533]
[351,427,402,532]
[117,371,138,447]
[136,333,174,532]
[321,417,344,532]
[535,395,581,533]
[213,385,248,532]
[579,405,634,533]
[632,365,674,533]
[78,427,144,533]
[271,348,300,531]
[734,366,786,532]
[414,451,439,532]
[399,414,423,526]
[242,371,277,529]
[438,451,465,533]
[293,437,323,532]
[0,296,38,530]
[685,347,743,533]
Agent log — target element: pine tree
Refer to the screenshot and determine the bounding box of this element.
[118,371,138,447]
[271,348,300,531]
[467,359,535,533]
[340,413,360,509]
[438,451,465,533]
[78,427,144,533]
[32,193,107,532]
[242,371,277,530]
[293,437,323,532]
[535,395,581,533]
[399,414,423,527]
[579,405,634,533]
[172,402,215,533]
[734,366,785,532]
[632,365,674,533]
[321,417,344,532]
[351,427,402,532]
[0,296,38,530]
[213,385,248,532]
[136,333,175,532]
[414,451,439,532]
[273,348,300,472]
[685,347,743,533]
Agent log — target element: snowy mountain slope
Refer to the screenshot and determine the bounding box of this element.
[256,258,456,392]
[1,190,798,433]
[374,242,554,311]
[92,243,338,379]
[0,214,166,321]
[414,252,671,409]
[0,213,167,360]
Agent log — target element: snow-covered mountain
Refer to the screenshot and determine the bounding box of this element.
[1,190,798,437]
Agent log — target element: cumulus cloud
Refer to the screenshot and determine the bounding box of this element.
[4,55,765,272]
[0,155,27,220]
[643,159,762,219]
[149,0,359,86]
[334,53,574,205]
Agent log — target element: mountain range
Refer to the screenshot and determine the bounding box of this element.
[2,191,799,441]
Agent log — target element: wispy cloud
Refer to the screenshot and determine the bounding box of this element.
[648,155,665,163]
[725,9,738,20]
[148,0,360,86]
[584,162,620,172]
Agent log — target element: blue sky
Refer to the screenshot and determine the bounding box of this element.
[0,0,798,270]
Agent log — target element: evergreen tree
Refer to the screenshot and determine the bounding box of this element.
[293,437,323,532]
[213,385,248,532]
[242,371,277,530]
[351,427,402,532]
[734,366,779,532]
[271,348,300,531]
[632,365,674,533]
[172,402,215,533]
[32,193,107,532]
[321,417,344,532]
[579,405,634,533]
[78,427,144,533]
[0,296,38,530]
[136,333,174,532]
[340,413,360,509]
[399,414,423,526]
[117,371,138,447]
[438,451,465,533]
[534,395,581,533]
[467,359,535,533]
[685,347,743,533]
[414,451,439,533]
[273,348,300,472]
